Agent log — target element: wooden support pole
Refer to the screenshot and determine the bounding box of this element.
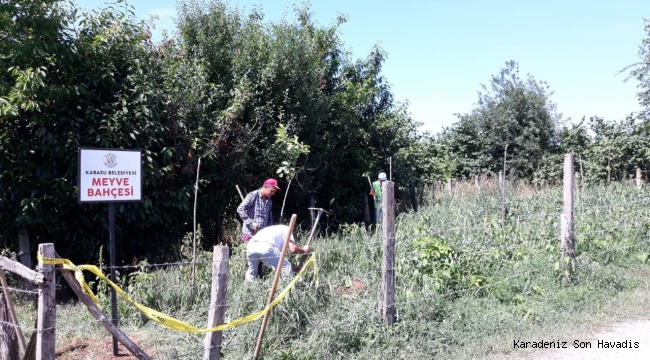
[191,157,202,293]
[637,168,643,189]
[475,175,480,190]
[0,269,25,352]
[37,243,56,360]
[561,154,576,268]
[0,286,19,360]
[57,260,152,360]
[203,246,230,360]
[447,178,453,196]
[381,181,396,325]
[0,256,43,285]
[363,194,371,228]
[18,229,33,294]
[409,184,418,212]
[253,214,297,359]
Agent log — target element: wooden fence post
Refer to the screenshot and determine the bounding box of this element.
[37,243,56,360]
[637,168,643,189]
[381,181,396,325]
[561,154,576,269]
[18,229,33,294]
[363,194,371,228]
[447,178,453,196]
[203,246,230,360]
[475,175,480,190]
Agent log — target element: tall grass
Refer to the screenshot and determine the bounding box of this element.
[11,182,650,359]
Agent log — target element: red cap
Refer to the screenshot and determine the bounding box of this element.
[263,178,281,190]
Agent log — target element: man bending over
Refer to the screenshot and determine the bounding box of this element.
[245,224,311,282]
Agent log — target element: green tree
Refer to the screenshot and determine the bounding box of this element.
[621,18,650,121]
[441,61,562,179]
[0,0,204,261]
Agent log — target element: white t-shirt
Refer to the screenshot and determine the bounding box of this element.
[249,225,295,250]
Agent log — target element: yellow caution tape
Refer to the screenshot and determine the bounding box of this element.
[38,253,317,333]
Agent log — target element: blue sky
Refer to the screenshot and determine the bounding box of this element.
[73,0,649,133]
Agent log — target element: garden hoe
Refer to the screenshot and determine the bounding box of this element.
[298,207,327,267]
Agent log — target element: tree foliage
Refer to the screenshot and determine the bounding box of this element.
[0,0,421,262]
[622,18,650,122]
[440,61,562,179]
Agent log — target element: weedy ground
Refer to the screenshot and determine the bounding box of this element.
[8,182,650,359]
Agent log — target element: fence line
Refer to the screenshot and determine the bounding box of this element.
[37,229,650,358]
[42,195,644,274]
[33,226,648,338]
[0,285,39,295]
[3,162,649,359]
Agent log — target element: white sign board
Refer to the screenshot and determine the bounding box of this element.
[78,148,142,202]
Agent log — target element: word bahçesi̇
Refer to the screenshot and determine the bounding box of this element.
[87,177,135,198]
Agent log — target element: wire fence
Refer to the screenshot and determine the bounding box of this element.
[2,186,649,359]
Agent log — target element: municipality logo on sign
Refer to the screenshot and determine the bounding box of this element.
[104,153,118,168]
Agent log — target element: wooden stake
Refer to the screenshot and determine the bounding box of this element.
[637,168,643,189]
[37,243,56,360]
[607,152,612,184]
[447,178,452,196]
[191,157,202,292]
[502,145,508,226]
[203,246,230,360]
[363,194,371,228]
[18,229,33,294]
[381,181,396,324]
[561,154,576,267]
[578,153,584,192]
[0,269,25,352]
[253,214,297,358]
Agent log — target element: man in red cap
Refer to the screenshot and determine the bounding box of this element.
[237,178,281,244]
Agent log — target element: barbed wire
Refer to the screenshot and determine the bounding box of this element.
[575,196,650,212]
[13,195,644,276]
[26,232,650,359]
[5,190,648,359]
[0,319,57,333]
[0,285,39,295]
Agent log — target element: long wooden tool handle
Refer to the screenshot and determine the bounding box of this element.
[253,214,298,358]
[0,268,26,352]
[236,185,245,201]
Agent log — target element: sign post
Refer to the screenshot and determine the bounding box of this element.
[78,148,142,356]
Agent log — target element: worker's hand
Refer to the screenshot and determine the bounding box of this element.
[303,245,311,253]
[251,221,259,233]
[369,190,375,196]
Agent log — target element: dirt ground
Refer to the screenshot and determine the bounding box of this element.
[56,336,155,360]
[493,319,650,360]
